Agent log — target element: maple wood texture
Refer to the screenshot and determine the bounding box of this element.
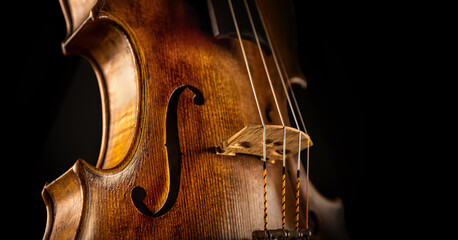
[42,0,349,239]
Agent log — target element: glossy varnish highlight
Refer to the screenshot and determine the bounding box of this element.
[42,0,349,239]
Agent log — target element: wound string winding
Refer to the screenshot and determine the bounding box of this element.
[242,0,288,230]
[227,0,269,230]
[255,0,312,231]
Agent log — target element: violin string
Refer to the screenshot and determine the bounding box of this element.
[305,139,310,229]
[278,59,308,134]
[277,50,311,230]
[227,0,268,231]
[242,0,288,230]
[254,0,311,231]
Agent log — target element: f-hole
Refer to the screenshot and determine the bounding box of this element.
[131,85,204,217]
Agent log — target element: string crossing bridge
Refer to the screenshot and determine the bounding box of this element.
[216,125,312,160]
[252,228,312,240]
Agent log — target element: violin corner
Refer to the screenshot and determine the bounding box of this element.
[41,162,87,240]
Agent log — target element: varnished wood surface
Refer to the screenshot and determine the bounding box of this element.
[42,0,350,239]
[217,125,312,160]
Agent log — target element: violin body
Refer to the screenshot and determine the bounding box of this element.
[42,0,349,239]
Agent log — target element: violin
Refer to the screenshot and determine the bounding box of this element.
[42,0,350,239]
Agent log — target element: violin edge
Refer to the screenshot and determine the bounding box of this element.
[58,8,146,171]
[42,160,88,240]
[59,0,104,42]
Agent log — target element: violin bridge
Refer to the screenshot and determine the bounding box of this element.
[216,125,312,161]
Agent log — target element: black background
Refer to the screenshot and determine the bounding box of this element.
[6,0,380,239]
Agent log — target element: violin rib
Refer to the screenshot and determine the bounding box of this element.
[59,0,98,39]
[43,0,351,239]
[42,160,87,240]
[60,4,145,170]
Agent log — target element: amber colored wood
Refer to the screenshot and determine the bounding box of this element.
[42,161,86,239]
[42,0,350,239]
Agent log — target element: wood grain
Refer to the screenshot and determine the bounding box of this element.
[217,125,312,161]
[42,0,350,239]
